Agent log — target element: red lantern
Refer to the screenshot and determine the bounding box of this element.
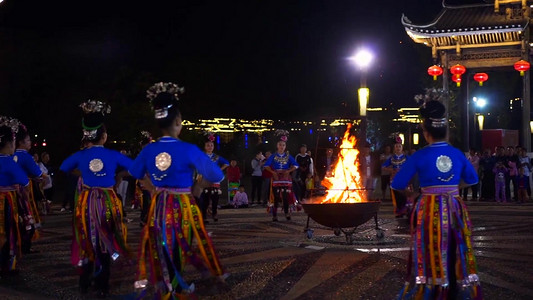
[450,64,466,87]
[451,75,462,87]
[514,60,530,76]
[427,65,443,81]
[473,73,489,86]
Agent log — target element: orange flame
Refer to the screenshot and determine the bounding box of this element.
[320,124,365,203]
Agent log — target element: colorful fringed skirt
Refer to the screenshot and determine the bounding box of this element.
[398,186,482,300]
[72,187,129,268]
[0,188,22,271]
[135,187,225,298]
[18,182,40,239]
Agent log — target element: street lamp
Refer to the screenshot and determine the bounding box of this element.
[477,115,484,130]
[350,48,374,140]
[472,97,487,148]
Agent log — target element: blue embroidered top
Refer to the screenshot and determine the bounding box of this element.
[14,149,42,178]
[391,142,478,189]
[60,146,133,188]
[129,137,224,188]
[206,153,229,168]
[0,154,30,187]
[263,152,299,171]
[382,153,408,170]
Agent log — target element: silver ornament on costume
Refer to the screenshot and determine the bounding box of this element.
[436,155,452,173]
[89,159,104,172]
[155,152,172,171]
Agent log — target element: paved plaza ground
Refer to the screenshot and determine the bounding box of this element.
[0,200,532,300]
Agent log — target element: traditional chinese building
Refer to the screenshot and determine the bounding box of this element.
[402,0,532,150]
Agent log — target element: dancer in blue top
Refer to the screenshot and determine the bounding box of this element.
[129,82,227,298]
[200,132,229,223]
[60,100,132,298]
[14,123,44,254]
[392,100,481,300]
[0,116,29,276]
[382,138,410,217]
[263,130,299,221]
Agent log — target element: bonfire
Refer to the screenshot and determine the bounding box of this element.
[321,124,366,203]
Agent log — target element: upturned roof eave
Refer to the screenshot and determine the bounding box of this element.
[404,25,526,40]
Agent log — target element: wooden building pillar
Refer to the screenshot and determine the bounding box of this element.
[523,67,531,151]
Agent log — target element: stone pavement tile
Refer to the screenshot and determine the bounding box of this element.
[222,247,316,266]
[280,250,369,300]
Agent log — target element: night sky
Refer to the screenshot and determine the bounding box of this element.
[0,0,488,153]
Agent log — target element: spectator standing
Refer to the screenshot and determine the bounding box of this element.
[517,166,528,203]
[518,147,531,199]
[359,142,379,201]
[40,152,55,203]
[506,146,519,201]
[493,161,508,203]
[462,149,480,201]
[319,148,336,179]
[295,144,313,201]
[250,151,264,204]
[261,151,273,205]
[479,149,496,201]
[379,145,392,199]
[226,160,241,203]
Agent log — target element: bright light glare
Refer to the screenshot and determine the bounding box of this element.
[475,98,487,108]
[350,49,374,69]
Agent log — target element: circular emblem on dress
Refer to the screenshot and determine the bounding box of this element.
[13,155,18,163]
[89,159,104,172]
[155,152,172,171]
[436,155,452,173]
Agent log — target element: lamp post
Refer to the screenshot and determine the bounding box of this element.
[473,97,487,149]
[350,48,374,142]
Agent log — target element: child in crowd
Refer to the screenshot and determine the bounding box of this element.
[305,173,314,199]
[517,166,528,204]
[493,161,508,203]
[233,185,249,208]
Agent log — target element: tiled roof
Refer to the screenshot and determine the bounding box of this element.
[402,3,527,35]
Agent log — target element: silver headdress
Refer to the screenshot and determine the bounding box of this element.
[275,129,289,142]
[203,131,216,142]
[429,117,448,127]
[79,100,111,140]
[79,100,112,115]
[0,116,21,143]
[146,82,185,119]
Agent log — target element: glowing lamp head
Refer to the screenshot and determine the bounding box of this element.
[514,60,530,76]
[350,49,374,70]
[475,98,487,108]
[473,73,489,86]
[427,65,443,81]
